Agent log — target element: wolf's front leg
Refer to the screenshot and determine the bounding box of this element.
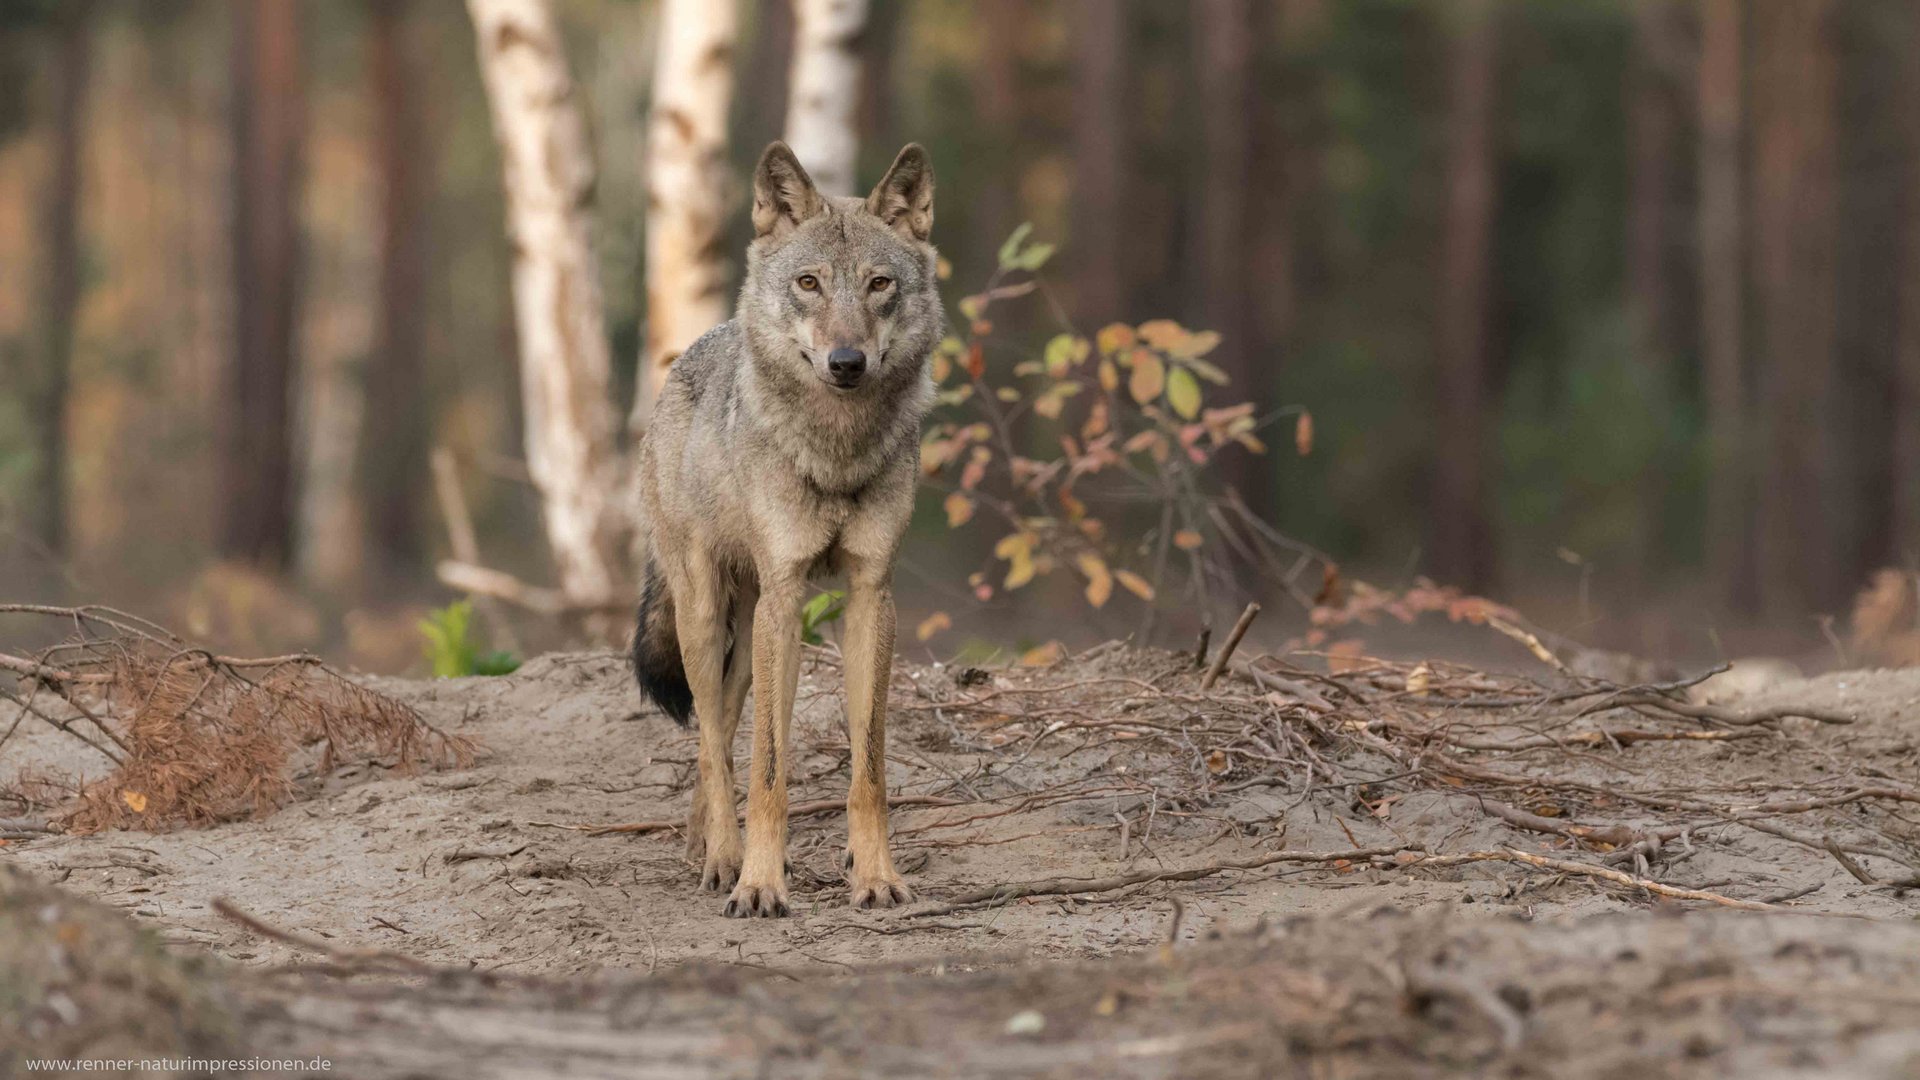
[841,565,913,909]
[727,572,804,917]
[672,561,742,893]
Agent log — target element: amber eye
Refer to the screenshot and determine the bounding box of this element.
[796,274,820,292]
[868,276,893,293]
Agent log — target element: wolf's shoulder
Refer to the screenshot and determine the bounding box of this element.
[666,320,746,405]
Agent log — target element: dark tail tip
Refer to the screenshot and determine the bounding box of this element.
[631,562,692,727]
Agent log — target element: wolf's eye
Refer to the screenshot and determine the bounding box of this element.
[796,274,820,292]
[868,276,893,293]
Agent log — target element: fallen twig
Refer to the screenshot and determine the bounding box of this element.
[213,897,437,974]
[1201,603,1260,691]
[1407,849,1778,910]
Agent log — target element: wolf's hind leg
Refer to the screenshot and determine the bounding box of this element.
[671,557,742,893]
[840,562,912,910]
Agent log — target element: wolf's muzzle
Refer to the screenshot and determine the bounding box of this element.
[826,347,867,388]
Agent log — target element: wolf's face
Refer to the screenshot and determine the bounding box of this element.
[739,143,940,398]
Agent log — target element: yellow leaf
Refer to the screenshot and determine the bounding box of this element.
[916,611,952,641]
[943,492,975,527]
[1044,333,1090,376]
[1128,351,1165,404]
[1020,641,1066,666]
[1174,530,1204,551]
[1166,367,1202,419]
[1076,552,1114,608]
[121,790,148,814]
[1174,329,1222,359]
[1115,570,1156,601]
[994,532,1032,560]
[936,255,953,280]
[1098,359,1119,392]
[1096,322,1136,355]
[1005,553,1037,589]
[1294,410,1314,456]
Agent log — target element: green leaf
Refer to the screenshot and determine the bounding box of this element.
[1012,241,1055,272]
[418,598,517,677]
[997,223,1034,269]
[800,589,847,645]
[1167,367,1203,419]
[1043,334,1089,377]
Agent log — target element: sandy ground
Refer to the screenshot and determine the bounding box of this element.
[4,646,1920,1076]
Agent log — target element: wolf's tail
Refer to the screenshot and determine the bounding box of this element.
[631,557,693,727]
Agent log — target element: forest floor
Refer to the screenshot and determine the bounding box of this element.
[4,640,1920,1077]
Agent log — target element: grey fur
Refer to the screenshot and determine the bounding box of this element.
[631,142,941,917]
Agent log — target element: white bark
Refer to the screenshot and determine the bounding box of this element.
[466,0,625,606]
[637,0,738,431]
[784,0,869,197]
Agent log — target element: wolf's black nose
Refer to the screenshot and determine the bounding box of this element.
[827,347,867,382]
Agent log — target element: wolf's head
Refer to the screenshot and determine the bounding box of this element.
[738,142,941,399]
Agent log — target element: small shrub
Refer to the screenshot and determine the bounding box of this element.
[419,600,521,677]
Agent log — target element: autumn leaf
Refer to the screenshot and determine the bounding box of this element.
[1174,530,1204,551]
[958,294,985,322]
[1081,399,1109,439]
[1020,641,1067,666]
[121,790,148,814]
[916,611,953,641]
[1128,350,1166,404]
[965,341,986,379]
[935,255,953,281]
[1172,329,1222,359]
[1076,552,1114,608]
[1205,749,1231,776]
[1136,318,1187,351]
[1097,359,1119,392]
[995,532,1038,589]
[1294,410,1314,456]
[1166,366,1202,419]
[1044,333,1090,377]
[1096,322,1136,355]
[943,492,975,527]
[1033,382,1082,419]
[1115,570,1156,601]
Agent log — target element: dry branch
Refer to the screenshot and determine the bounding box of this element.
[1200,602,1260,690]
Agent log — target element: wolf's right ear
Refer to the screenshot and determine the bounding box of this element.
[752,142,825,241]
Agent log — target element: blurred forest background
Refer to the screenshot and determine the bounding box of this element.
[1,0,1917,672]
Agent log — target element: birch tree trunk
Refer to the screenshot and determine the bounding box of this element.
[466,0,624,607]
[785,0,869,196]
[636,0,738,431]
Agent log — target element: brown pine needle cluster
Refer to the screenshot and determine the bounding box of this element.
[1,605,475,833]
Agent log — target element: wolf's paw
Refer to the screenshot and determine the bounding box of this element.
[849,872,914,911]
[723,874,790,919]
[700,846,742,893]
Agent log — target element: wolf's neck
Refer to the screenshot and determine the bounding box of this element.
[737,356,929,497]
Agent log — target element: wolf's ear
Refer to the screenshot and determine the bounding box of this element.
[752,142,825,240]
[866,144,935,242]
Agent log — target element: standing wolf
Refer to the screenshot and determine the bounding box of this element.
[630,142,939,918]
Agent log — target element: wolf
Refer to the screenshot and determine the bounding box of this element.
[630,141,940,918]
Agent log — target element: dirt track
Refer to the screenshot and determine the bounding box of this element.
[4,646,1920,1076]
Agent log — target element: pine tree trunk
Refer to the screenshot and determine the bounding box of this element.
[1750,0,1840,614]
[466,0,625,607]
[1895,4,1920,564]
[785,0,870,197]
[635,0,737,430]
[972,0,1023,250]
[1627,0,1681,366]
[1070,0,1127,323]
[1697,0,1750,610]
[1192,0,1261,511]
[223,0,305,571]
[31,1,92,559]
[1430,0,1499,591]
[361,0,430,578]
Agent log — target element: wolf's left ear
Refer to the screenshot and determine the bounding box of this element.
[753,141,826,240]
[866,144,935,242]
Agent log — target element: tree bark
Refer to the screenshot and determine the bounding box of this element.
[1429,0,1499,591]
[223,0,305,571]
[1697,0,1750,610]
[466,0,625,607]
[30,1,92,559]
[359,0,432,578]
[972,0,1024,250]
[1750,0,1840,614]
[1192,0,1261,509]
[1070,0,1128,324]
[785,0,870,197]
[636,0,738,430]
[1896,5,1920,564]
